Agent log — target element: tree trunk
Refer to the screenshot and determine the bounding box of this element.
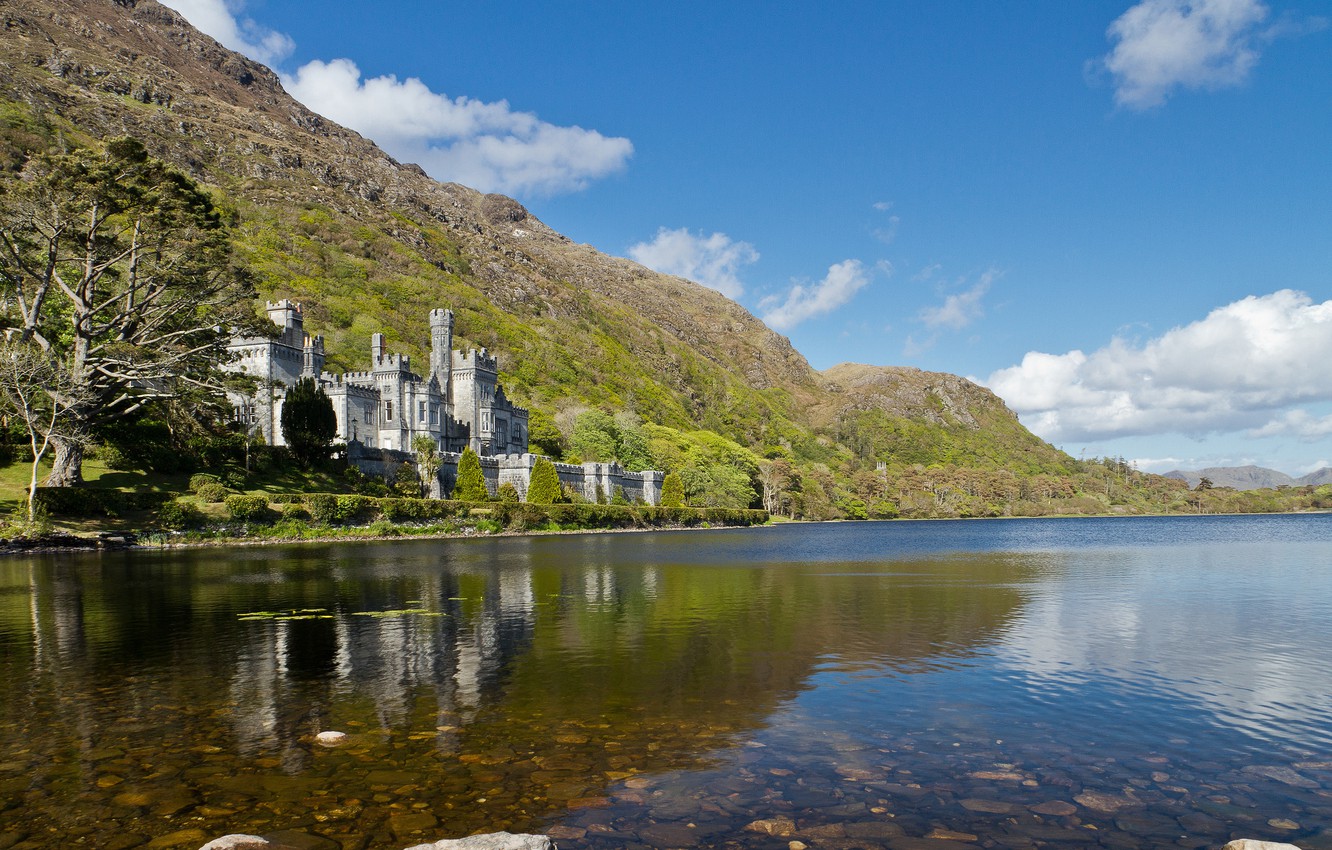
[45,438,84,487]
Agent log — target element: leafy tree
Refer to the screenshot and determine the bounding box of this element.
[615,415,655,471]
[453,447,488,501]
[412,434,442,498]
[527,408,565,458]
[526,457,561,504]
[681,463,755,509]
[571,409,619,462]
[660,472,685,508]
[280,377,336,467]
[0,137,257,485]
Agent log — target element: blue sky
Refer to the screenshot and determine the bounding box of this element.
[162,0,1332,476]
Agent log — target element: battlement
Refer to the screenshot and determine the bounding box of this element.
[429,308,455,328]
[373,352,411,371]
[454,348,498,372]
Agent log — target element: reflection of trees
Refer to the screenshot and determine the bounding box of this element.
[0,535,1035,840]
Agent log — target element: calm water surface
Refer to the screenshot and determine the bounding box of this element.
[2,515,1331,850]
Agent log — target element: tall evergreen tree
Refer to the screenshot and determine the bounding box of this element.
[526,457,562,504]
[280,377,336,467]
[660,472,685,508]
[453,447,488,501]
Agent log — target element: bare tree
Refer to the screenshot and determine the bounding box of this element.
[0,340,93,525]
[0,137,257,485]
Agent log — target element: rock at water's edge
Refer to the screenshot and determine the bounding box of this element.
[404,833,552,850]
[1222,841,1303,850]
[198,837,274,850]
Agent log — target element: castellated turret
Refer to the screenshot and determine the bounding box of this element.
[430,308,454,387]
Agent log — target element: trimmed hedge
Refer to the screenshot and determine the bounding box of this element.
[33,487,172,518]
[225,494,272,523]
[196,482,228,503]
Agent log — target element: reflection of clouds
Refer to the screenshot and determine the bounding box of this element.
[997,544,1332,749]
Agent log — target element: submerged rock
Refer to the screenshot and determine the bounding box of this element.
[1222,841,1304,850]
[314,731,348,747]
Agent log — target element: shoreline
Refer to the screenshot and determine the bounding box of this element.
[5,508,1328,557]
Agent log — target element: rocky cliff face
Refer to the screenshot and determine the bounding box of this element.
[0,0,1066,469]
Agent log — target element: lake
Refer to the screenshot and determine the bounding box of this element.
[2,514,1331,850]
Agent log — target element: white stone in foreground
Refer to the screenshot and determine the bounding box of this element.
[199,837,274,850]
[404,833,552,850]
[314,730,348,746]
[1222,841,1303,850]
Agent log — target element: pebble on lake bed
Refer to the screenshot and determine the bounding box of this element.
[314,731,348,746]
[1222,841,1304,850]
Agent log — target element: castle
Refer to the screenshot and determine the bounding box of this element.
[226,301,528,456]
[226,301,663,504]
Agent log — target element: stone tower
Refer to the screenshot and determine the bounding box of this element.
[430,308,454,392]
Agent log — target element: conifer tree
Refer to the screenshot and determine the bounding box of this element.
[453,447,488,501]
[526,457,561,504]
[660,472,685,508]
[280,377,336,467]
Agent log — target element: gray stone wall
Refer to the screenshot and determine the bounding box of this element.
[345,445,662,506]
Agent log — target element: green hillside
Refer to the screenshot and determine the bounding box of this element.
[5,0,1322,521]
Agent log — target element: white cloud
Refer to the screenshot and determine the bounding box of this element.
[159,0,294,66]
[158,3,632,197]
[985,289,1332,443]
[1098,0,1270,109]
[1248,409,1332,441]
[759,260,877,331]
[626,228,758,299]
[284,59,633,196]
[919,271,994,330]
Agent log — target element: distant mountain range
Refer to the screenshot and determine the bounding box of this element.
[1163,465,1332,491]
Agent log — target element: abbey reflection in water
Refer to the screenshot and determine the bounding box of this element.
[2,536,1030,764]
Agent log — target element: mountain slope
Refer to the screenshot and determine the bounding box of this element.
[0,0,1075,495]
[1165,465,1332,491]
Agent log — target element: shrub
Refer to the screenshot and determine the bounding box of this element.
[157,499,205,530]
[453,448,488,501]
[281,503,310,522]
[334,494,376,524]
[526,458,561,504]
[660,472,685,508]
[188,473,221,493]
[225,494,272,523]
[223,469,249,490]
[306,493,338,525]
[196,482,228,503]
[99,444,133,471]
[498,482,520,504]
[33,487,126,517]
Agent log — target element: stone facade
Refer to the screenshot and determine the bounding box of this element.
[227,301,662,505]
[226,301,527,456]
